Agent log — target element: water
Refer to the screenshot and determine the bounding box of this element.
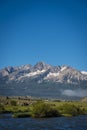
[0,114,87,130]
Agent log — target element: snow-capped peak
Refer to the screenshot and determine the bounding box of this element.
[81,71,87,75]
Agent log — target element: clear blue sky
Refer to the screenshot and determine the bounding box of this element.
[0,0,87,70]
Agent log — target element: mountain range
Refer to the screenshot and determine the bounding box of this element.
[0,62,87,100]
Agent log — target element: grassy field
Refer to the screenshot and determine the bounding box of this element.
[0,96,87,118]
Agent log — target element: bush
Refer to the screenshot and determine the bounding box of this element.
[10,100,17,106]
[13,112,30,118]
[57,103,83,116]
[0,104,8,113]
[31,101,60,118]
[0,104,5,113]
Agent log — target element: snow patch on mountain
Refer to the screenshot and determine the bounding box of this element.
[46,72,60,78]
[81,71,87,75]
[44,66,67,79]
[61,66,67,72]
[15,69,46,81]
[25,70,46,77]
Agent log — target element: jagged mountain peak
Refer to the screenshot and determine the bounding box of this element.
[0,62,87,85]
[4,66,14,73]
[34,61,52,71]
[18,64,32,70]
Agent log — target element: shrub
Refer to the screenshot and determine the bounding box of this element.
[0,104,5,113]
[13,112,30,118]
[0,104,8,113]
[57,103,83,116]
[31,101,60,118]
[10,100,17,106]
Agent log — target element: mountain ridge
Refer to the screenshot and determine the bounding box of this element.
[0,62,87,99]
[0,62,87,84]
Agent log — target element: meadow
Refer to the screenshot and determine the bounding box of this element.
[0,96,87,118]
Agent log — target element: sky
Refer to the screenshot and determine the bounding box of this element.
[0,0,87,71]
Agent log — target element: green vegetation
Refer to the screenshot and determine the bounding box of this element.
[0,96,87,118]
[30,101,60,118]
[3,105,30,114]
[13,112,30,118]
[10,100,17,106]
[0,104,5,114]
[57,103,83,116]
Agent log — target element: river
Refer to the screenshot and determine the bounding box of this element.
[0,114,87,130]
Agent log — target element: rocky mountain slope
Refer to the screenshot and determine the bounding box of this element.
[0,62,87,99]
